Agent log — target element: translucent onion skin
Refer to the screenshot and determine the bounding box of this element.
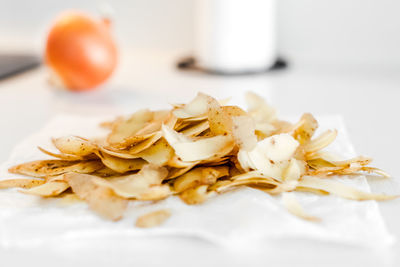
[45,11,118,91]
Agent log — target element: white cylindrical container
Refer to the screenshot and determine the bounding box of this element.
[195,0,276,73]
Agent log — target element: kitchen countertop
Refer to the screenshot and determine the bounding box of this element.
[0,49,399,266]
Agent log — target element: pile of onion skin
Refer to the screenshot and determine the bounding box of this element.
[1,92,395,225]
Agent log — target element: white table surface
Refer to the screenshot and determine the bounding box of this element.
[0,49,399,266]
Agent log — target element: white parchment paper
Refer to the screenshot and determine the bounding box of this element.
[0,114,394,248]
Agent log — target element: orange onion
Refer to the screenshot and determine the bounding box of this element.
[45,11,118,91]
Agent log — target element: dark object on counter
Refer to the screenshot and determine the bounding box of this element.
[0,54,41,80]
[176,56,287,76]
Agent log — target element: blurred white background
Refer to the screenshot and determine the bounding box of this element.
[1,0,400,68]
